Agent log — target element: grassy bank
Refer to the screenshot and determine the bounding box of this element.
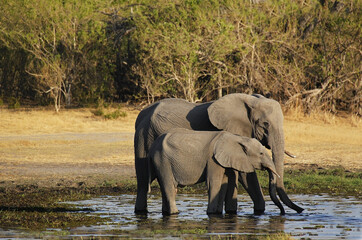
[256,167,362,197]
[0,190,102,230]
[176,168,362,197]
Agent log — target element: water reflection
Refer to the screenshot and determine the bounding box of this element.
[0,194,360,239]
[61,194,361,239]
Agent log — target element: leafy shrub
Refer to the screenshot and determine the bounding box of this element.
[92,108,104,117]
[104,110,127,120]
[7,97,20,109]
[92,105,127,120]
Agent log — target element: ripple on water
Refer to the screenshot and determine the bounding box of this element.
[1,194,361,239]
[58,194,362,239]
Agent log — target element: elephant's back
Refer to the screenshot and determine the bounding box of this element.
[163,130,214,162]
[135,101,161,130]
[149,99,196,134]
[135,98,190,128]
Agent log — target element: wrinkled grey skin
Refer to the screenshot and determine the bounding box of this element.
[149,129,285,215]
[134,93,303,214]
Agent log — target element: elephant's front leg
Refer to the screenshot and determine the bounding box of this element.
[207,161,226,215]
[239,172,265,215]
[224,169,238,214]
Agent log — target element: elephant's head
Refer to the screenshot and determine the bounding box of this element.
[208,93,303,213]
[212,132,285,214]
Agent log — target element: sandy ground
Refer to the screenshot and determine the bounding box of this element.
[0,132,135,187]
[283,118,361,171]
[0,107,361,189]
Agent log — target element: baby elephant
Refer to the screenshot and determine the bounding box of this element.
[148,129,285,215]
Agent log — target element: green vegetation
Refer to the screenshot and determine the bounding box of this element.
[92,105,128,119]
[148,167,362,197]
[156,167,362,197]
[0,0,360,114]
[209,234,293,240]
[256,167,362,197]
[0,190,104,230]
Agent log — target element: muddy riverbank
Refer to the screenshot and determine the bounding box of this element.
[0,166,361,238]
[0,188,361,239]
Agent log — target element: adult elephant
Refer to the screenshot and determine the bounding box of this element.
[134,93,303,214]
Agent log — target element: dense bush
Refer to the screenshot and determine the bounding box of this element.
[0,0,360,114]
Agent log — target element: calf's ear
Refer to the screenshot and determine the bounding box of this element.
[213,132,255,173]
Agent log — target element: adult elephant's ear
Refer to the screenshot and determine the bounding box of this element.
[208,94,255,136]
[213,132,255,173]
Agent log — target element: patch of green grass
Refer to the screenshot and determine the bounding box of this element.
[209,233,293,240]
[145,167,362,197]
[7,97,21,109]
[0,190,105,230]
[104,109,127,119]
[108,221,291,239]
[92,107,104,117]
[255,167,362,197]
[92,106,127,120]
[111,168,362,197]
[0,180,141,232]
[148,227,208,236]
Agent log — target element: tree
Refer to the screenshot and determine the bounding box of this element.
[113,1,238,103]
[0,0,113,111]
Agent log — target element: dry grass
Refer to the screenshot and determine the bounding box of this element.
[0,107,138,135]
[0,106,361,183]
[0,107,137,182]
[284,107,362,171]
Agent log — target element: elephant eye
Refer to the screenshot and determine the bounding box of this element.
[263,122,270,129]
[260,152,263,156]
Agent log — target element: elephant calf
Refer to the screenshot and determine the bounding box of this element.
[148,128,285,215]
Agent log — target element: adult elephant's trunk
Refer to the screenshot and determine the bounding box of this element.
[268,170,285,215]
[271,132,304,213]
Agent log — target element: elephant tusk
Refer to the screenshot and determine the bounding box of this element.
[285,150,296,158]
[269,168,281,178]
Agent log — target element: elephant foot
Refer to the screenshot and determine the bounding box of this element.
[225,210,237,215]
[207,210,223,216]
[135,208,148,215]
[162,210,179,216]
[253,209,265,215]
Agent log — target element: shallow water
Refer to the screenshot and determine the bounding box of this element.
[1,194,361,239]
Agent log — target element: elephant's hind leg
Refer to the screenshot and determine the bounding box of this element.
[155,165,179,215]
[157,178,178,215]
[135,157,149,214]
